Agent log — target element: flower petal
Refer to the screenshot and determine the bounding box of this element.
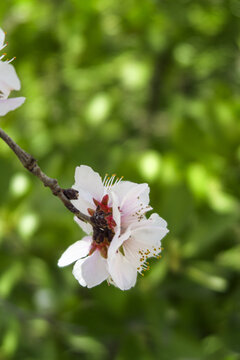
[74,251,109,288]
[0,28,5,49]
[123,214,169,267]
[117,183,151,229]
[72,258,87,287]
[121,183,150,210]
[110,191,121,233]
[149,213,168,228]
[111,181,137,203]
[73,165,104,202]
[108,252,137,290]
[71,165,105,215]
[108,228,131,258]
[131,224,169,248]
[74,216,92,235]
[71,195,93,218]
[122,239,142,264]
[0,97,25,116]
[58,236,92,267]
[0,61,21,91]
[0,80,10,99]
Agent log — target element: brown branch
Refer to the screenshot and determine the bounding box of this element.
[0,126,91,224]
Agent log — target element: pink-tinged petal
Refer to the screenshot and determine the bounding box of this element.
[0,62,21,91]
[74,216,92,235]
[108,228,131,258]
[0,28,5,49]
[108,252,137,290]
[0,97,25,116]
[58,236,92,267]
[75,250,109,288]
[73,165,104,202]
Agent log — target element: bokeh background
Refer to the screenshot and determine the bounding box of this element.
[0,0,240,359]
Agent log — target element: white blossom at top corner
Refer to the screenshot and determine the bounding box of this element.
[58,165,169,291]
[0,27,25,117]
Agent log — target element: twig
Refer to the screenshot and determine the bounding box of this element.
[0,126,91,224]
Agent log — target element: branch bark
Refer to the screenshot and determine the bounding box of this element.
[0,126,91,224]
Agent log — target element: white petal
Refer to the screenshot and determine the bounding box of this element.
[130,213,168,231]
[0,79,10,98]
[72,258,87,287]
[0,61,21,91]
[132,224,169,244]
[149,213,168,228]
[0,28,5,49]
[121,183,150,209]
[74,251,109,288]
[73,165,104,202]
[110,191,121,233]
[123,214,169,264]
[0,97,25,116]
[71,194,93,218]
[108,252,137,290]
[123,239,142,264]
[131,224,169,250]
[58,236,91,267]
[111,181,137,203]
[108,228,131,258]
[74,216,92,235]
[117,183,151,229]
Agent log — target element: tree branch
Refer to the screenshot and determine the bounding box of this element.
[0,126,91,224]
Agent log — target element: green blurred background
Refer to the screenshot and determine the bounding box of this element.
[0,0,240,359]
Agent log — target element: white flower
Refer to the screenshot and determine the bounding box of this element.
[0,28,25,116]
[58,165,169,290]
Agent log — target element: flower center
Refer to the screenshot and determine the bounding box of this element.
[91,207,115,244]
[88,194,116,258]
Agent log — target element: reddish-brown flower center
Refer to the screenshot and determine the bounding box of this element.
[88,194,116,258]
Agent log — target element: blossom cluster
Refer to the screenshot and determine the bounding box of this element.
[58,165,169,290]
[0,28,25,116]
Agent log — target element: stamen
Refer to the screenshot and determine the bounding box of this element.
[105,176,110,187]
[108,174,116,188]
[103,173,123,189]
[0,43,7,52]
[136,244,164,275]
[103,173,108,186]
[7,56,16,63]
[115,176,123,185]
